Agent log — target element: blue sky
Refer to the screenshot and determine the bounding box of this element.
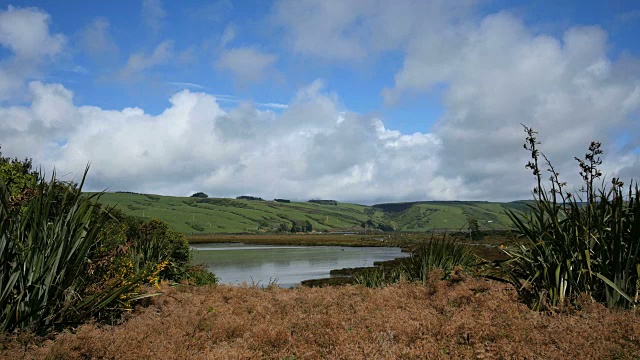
[1,0,639,202]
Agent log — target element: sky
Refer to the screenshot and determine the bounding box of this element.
[0,0,639,204]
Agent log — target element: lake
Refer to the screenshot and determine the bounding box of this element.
[191,243,408,288]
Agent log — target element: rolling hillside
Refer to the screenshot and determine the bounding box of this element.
[91,192,525,234]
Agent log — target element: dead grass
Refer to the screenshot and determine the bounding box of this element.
[2,277,639,359]
[187,233,394,247]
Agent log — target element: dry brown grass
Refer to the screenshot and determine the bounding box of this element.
[187,233,394,247]
[2,277,639,359]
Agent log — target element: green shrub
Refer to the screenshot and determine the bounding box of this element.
[186,265,218,286]
[0,168,137,333]
[402,237,477,283]
[504,126,640,309]
[0,160,216,333]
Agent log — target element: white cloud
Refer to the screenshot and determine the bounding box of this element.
[272,0,477,60]
[0,80,455,203]
[273,2,640,200]
[142,0,166,33]
[384,12,640,200]
[118,40,174,80]
[1,3,639,204]
[0,5,65,60]
[0,5,66,100]
[216,47,277,84]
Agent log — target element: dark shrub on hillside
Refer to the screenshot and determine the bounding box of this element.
[186,221,205,232]
[191,192,208,198]
[274,198,291,203]
[290,220,313,233]
[308,199,338,205]
[237,195,265,201]
[197,198,250,208]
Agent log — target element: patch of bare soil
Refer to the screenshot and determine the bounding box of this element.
[2,277,639,359]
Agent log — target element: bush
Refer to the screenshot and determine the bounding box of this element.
[0,168,127,333]
[186,265,218,286]
[191,192,208,198]
[0,157,216,334]
[308,199,338,205]
[236,195,264,201]
[503,126,640,310]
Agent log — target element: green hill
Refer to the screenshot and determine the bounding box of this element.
[90,192,525,234]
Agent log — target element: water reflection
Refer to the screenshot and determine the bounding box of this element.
[191,243,408,288]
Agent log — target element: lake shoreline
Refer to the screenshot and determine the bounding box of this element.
[191,242,408,288]
[187,233,398,247]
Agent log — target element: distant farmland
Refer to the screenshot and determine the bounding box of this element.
[90,192,524,234]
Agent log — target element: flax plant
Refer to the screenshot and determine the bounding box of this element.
[504,126,640,309]
[0,168,140,332]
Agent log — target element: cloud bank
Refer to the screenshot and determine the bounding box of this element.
[0,3,639,204]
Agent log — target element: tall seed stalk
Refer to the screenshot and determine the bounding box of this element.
[504,126,639,309]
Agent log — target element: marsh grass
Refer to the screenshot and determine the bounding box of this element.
[504,126,640,309]
[355,236,476,287]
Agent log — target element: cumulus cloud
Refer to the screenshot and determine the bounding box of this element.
[273,2,640,201]
[216,47,277,84]
[0,80,455,203]
[0,5,66,100]
[383,12,640,199]
[1,2,639,204]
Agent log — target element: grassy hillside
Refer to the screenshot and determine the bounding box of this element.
[374,201,522,231]
[91,192,523,234]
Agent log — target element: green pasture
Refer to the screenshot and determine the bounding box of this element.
[91,193,520,234]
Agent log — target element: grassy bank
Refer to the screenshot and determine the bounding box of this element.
[2,278,638,359]
[187,233,402,247]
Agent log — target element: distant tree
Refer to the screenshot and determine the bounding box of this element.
[0,146,37,198]
[278,222,290,232]
[304,220,313,232]
[376,221,397,232]
[191,192,208,198]
[468,217,480,240]
[361,219,375,229]
[236,195,264,201]
[308,199,338,205]
[274,198,291,203]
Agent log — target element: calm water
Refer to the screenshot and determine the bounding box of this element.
[191,243,408,288]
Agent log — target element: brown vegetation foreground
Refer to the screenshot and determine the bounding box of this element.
[2,276,639,359]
